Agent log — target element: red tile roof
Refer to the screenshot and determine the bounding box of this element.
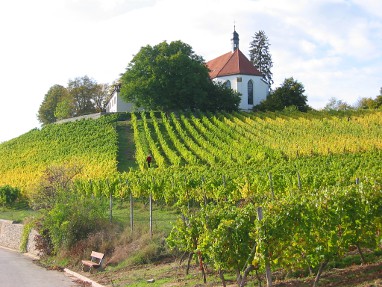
[206,49,263,79]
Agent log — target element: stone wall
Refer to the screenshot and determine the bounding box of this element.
[0,219,39,256]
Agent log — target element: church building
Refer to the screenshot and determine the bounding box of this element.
[206,28,269,110]
[106,28,269,113]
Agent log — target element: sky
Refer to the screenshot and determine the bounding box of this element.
[0,0,381,143]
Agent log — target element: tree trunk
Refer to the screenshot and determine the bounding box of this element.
[255,269,262,287]
[313,259,329,287]
[186,252,193,275]
[356,243,366,264]
[219,269,226,287]
[198,251,207,283]
[240,265,255,287]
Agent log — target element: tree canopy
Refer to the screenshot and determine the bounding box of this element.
[37,76,110,124]
[38,85,69,125]
[249,30,274,88]
[119,40,240,112]
[254,77,310,112]
[324,97,353,111]
[355,88,382,110]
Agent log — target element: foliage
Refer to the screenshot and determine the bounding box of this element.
[29,164,83,210]
[67,75,99,116]
[249,30,274,87]
[254,77,309,112]
[36,190,108,255]
[38,76,110,123]
[0,185,20,207]
[356,94,382,110]
[37,85,69,125]
[324,97,353,111]
[119,40,239,112]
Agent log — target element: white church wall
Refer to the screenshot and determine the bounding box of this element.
[213,75,269,110]
[106,92,137,113]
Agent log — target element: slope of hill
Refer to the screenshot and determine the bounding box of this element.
[1,109,381,194]
[0,115,119,193]
[1,109,381,286]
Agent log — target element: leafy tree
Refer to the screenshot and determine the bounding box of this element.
[120,40,239,112]
[356,97,378,109]
[204,82,241,112]
[93,83,110,112]
[67,75,98,116]
[54,93,75,120]
[249,30,274,88]
[254,77,309,112]
[324,97,352,111]
[356,88,382,109]
[37,85,68,125]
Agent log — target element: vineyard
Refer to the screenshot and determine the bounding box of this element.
[0,109,381,285]
[0,115,119,191]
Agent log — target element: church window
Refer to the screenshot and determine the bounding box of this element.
[248,80,254,105]
[225,80,231,89]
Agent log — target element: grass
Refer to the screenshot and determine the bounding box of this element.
[116,121,138,172]
[112,200,179,235]
[0,207,36,223]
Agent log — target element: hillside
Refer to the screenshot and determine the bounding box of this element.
[1,109,382,286]
[0,109,381,194]
[0,114,120,192]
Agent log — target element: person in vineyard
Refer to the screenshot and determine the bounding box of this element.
[146,153,152,168]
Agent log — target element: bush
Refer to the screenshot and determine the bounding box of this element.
[36,191,108,255]
[0,185,20,207]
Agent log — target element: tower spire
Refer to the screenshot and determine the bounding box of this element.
[232,24,239,52]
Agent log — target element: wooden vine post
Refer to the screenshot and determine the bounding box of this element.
[149,185,153,239]
[130,189,134,234]
[257,207,272,287]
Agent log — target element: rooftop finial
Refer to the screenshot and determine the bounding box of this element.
[232,23,239,51]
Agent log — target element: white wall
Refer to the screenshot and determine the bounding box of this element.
[213,75,269,110]
[106,92,136,113]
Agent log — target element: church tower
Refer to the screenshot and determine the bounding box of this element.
[232,26,239,51]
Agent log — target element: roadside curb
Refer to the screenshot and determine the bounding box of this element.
[64,268,106,287]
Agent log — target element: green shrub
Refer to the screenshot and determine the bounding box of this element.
[37,191,108,255]
[0,185,20,207]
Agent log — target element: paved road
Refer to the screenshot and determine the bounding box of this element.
[0,247,81,287]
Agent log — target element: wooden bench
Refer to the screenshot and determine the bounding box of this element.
[81,251,104,272]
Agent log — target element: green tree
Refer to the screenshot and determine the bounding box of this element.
[37,85,69,125]
[120,40,239,112]
[356,88,382,109]
[324,97,352,111]
[249,30,274,88]
[254,77,309,112]
[356,97,378,109]
[67,75,98,116]
[93,83,110,112]
[54,94,75,120]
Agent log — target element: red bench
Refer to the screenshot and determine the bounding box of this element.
[81,251,104,272]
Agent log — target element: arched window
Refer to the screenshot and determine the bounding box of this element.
[225,80,231,89]
[247,80,254,105]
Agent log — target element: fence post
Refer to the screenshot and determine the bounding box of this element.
[257,207,272,287]
[107,180,113,223]
[297,172,302,190]
[269,172,274,199]
[149,192,153,239]
[130,191,134,234]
